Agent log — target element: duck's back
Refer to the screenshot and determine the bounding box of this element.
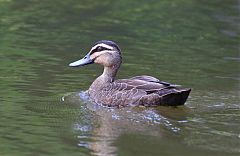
[88,75,191,107]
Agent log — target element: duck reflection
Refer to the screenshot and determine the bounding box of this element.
[68,92,189,156]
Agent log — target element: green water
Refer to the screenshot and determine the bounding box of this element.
[0,0,239,156]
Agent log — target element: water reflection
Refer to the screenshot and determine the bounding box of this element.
[63,91,184,155]
[62,90,240,155]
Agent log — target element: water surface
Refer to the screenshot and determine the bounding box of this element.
[0,0,239,156]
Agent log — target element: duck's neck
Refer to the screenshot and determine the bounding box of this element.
[89,66,117,93]
[100,64,120,83]
[90,64,120,92]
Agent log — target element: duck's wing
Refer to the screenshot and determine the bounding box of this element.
[112,75,191,106]
[116,75,171,92]
[129,75,160,82]
[129,75,173,86]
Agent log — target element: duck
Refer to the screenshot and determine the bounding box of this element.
[69,40,191,107]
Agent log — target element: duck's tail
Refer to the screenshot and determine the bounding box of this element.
[157,88,191,106]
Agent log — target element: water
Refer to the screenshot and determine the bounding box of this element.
[0,0,239,155]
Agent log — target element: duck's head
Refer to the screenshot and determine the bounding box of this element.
[69,40,121,68]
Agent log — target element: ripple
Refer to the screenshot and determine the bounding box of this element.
[73,123,92,132]
[224,57,240,61]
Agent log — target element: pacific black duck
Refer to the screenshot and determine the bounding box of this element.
[69,40,191,107]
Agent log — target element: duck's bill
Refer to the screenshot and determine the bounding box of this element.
[69,53,94,67]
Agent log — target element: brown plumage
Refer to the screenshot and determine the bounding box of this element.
[69,40,191,107]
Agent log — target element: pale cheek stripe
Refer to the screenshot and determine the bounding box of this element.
[90,50,115,60]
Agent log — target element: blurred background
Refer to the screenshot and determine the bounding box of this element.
[0,0,239,156]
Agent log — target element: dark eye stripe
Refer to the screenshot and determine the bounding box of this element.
[90,46,111,54]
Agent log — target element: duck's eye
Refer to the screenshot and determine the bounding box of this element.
[90,47,101,54]
[90,46,111,55]
[97,46,103,51]
[96,46,111,52]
